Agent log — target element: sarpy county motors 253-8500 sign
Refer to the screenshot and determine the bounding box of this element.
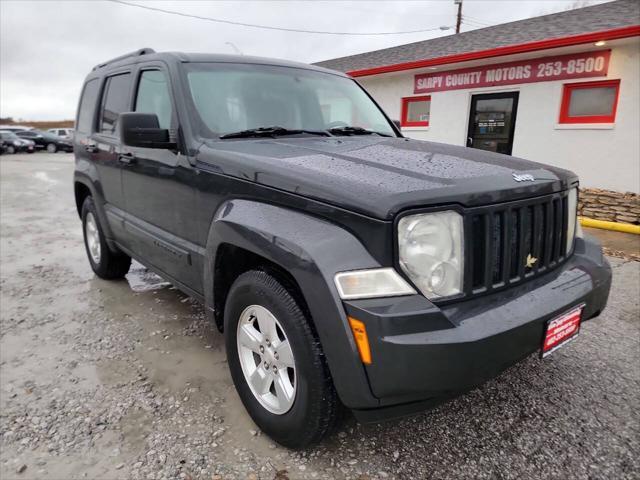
[414,50,611,94]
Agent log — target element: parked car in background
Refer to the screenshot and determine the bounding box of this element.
[48,128,75,140]
[0,125,32,132]
[19,137,36,153]
[16,129,73,153]
[0,131,35,153]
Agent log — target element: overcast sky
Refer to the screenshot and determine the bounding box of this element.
[0,0,610,120]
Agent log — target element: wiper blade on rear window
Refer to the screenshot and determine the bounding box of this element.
[219,126,331,139]
[328,126,392,137]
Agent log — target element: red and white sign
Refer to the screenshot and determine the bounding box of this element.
[414,50,611,94]
[541,305,584,358]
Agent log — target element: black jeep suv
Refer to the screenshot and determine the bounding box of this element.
[74,48,612,448]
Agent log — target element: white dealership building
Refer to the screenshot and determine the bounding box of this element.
[316,0,640,199]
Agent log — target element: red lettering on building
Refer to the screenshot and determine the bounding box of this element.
[414,50,611,94]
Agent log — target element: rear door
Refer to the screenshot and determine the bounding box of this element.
[75,78,125,240]
[120,65,201,293]
[88,72,134,237]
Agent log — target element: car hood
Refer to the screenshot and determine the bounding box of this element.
[197,136,577,220]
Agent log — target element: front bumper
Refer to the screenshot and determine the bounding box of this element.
[344,236,611,422]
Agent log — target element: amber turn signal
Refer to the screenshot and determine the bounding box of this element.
[348,317,372,365]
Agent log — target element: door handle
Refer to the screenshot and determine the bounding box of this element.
[118,152,137,165]
[467,137,473,146]
[85,143,98,153]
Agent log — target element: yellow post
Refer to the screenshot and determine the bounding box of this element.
[579,217,640,235]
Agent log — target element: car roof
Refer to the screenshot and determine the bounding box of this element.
[0,125,31,130]
[88,48,348,80]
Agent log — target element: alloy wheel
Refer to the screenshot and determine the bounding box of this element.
[236,304,296,414]
[85,212,101,265]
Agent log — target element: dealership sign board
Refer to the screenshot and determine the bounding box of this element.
[414,50,611,94]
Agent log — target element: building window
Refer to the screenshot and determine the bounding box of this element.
[401,96,431,127]
[559,79,620,124]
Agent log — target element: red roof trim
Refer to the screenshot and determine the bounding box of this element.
[347,25,640,78]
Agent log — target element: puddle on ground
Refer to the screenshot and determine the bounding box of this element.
[33,171,58,184]
[125,263,171,292]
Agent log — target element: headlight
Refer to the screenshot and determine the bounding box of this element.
[398,210,464,299]
[566,187,578,254]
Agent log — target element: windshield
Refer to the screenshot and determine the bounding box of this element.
[183,63,396,138]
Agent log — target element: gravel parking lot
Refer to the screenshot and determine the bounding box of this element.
[1,152,639,480]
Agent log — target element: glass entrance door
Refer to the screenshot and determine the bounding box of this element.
[467,92,519,155]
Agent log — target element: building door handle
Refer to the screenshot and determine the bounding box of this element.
[118,152,137,165]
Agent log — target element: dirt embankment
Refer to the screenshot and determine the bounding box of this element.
[0,119,74,129]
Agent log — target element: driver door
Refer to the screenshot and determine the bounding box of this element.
[120,66,202,293]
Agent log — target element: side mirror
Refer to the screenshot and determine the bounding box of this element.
[392,119,402,129]
[119,112,175,149]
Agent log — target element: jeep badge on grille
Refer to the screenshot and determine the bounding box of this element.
[513,173,536,182]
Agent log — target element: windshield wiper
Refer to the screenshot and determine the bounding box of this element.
[328,126,392,137]
[219,126,331,139]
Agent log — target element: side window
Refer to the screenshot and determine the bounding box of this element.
[76,79,100,134]
[135,70,173,129]
[99,73,132,135]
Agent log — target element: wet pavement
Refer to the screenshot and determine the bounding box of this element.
[584,227,640,261]
[1,153,639,480]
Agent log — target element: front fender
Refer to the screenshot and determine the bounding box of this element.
[203,199,382,409]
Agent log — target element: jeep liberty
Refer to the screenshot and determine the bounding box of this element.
[74,49,612,448]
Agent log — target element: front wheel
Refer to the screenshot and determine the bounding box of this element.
[81,196,131,279]
[6,145,15,154]
[224,270,342,448]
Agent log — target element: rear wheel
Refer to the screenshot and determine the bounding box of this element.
[224,270,341,448]
[6,145,15,154]
[81,196,131,279]
[46,143,57,153]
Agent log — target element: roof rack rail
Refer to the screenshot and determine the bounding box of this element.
[92,48,156,71]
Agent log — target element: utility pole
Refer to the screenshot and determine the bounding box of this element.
[455,0,462,34]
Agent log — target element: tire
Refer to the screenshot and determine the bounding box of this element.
[46,143,57,153]
[224,270,341,449]
[7,145,15,154]
[81,196,131,279]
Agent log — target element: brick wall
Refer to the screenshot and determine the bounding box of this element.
[579,188,639,225]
